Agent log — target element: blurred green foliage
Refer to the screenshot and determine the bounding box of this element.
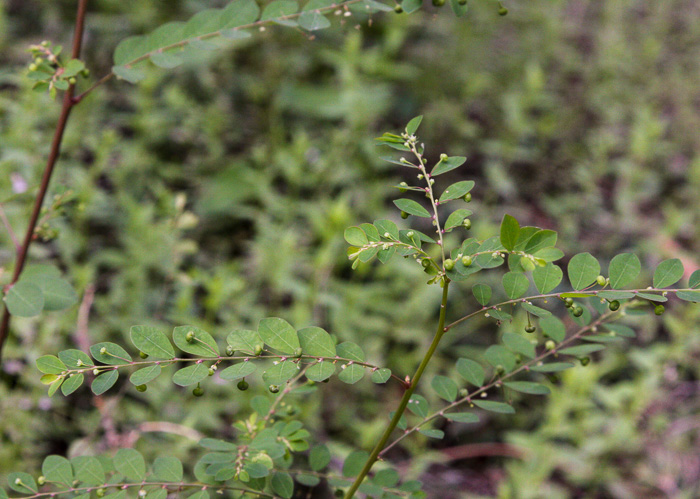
[0,0,698,496]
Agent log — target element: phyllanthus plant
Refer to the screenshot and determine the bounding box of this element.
[4,117,699,499]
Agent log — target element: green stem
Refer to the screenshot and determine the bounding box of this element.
[344,281,450,498]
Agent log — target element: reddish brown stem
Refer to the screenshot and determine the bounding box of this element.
[0,0,90,364]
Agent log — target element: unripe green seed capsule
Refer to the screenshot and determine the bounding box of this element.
[286,405,297,416]
[394,4,403,13]
[139,351,148,359]
[254,344,263,356]
[458,0,467,5]
[37,477,46,486]
[269,385,280,394]
[496,365,505,375]
[459,388,468,398]
[237,379,249,391]
[572,306,584,317]
[186,331,195,343]
[564,297,574,308]
[208,368,215,376]
[401,210,409,219]
[444,259,454,271]
[654,304,665,315]
[596,275,606,286]
[463,192,471,203]
[96,489,105,498]
[193,386,204,397]
[226,345,235,356]
[608,300,620,311]
[432,0,445,6]
[498,6,508,15]
[294,347,303,358]
[580,357,590,366]
[545,340,555,350]
[399,181,408,193]
[525,325,536,333]
[462,255,472,267]
[421,258,431,268]
[68,77,76,85]
[335,490,345,498]
[463,219,472,230]
[135,384,147,392]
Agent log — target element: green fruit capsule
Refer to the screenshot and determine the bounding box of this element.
[96,489,106,498]
[421,258,431,269]
[286,405,297,416]
[37,477,46,486]
[654,304,665,316]
[463,192,472,203]
[254,344,263,356]
[525,325,536,333]
[185,330,195,343]
[596,275,606,286]
[498,6,508,15]
[458,0,467,5]
[564,297,574,308]
[335,490,345,498]
[135,384,147,392]
[608,300,620,311]
[572,306,584,317]
[208,368,216,376]
[139,351,148,359]
[432,0,445,6]
[294,347,303,358]
[226,345,235,356]
[193,386,204,397]
[398,181,408,193]
[495,364,505,375]
[444,259,455,271]
[580,357,590,366]
[394,4,403,13]
[463,219,472,230]
[237,379,249,391]
[400,210,409,219]
[545,340,556,350]
[269,385,280,394]
[459,388,468,398]
[462,255,472,267]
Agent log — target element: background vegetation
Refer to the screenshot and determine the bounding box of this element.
[1,0,699,497]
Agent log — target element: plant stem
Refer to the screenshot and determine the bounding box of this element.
[0,0,90,365]
[344,282,450,498]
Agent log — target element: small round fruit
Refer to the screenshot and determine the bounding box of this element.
[596,275,606,286]
[208,368,215,376]
[96,489,106,498]
[135,384,147,392]
[462,255,472,267]
[564,297,574,308]
[580,357,590,366]
[139,351,148,359]
[498,6,508,15]
[335,490,345,498]
[400,210,409,219]
[525,325,536,333]
[432,0,445,6]
[608,300,620,311]
[37,477,46,486]
[193,386,204,397]
[185,330,195,343]
[394,4,403,13]
[254,344,263,356]
[462,219,472,230]
[444,259,455,271]
[459,388,469,398]
[545,340,556,350]
[398,181,408,193]
[226,345,235,356]
[294,347,303,358]
[286,405,297,416]
[458,0,467,5]
[654,304,665,316]
[68,77,77,85]
[237,379,249,391]
[572,306,584,317]
[269,385,280,394]
[495,364,505,375]
[463,192,472,203]
[421,258,431,269]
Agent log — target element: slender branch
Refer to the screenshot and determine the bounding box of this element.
[0,0,90,364]
[411,142,446,264]
[344,282,451,498]
[380,308,621,455]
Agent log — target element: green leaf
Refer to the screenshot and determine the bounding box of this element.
[71,456,105,486]
[61,373,84,395]
[502,332,536,358]
[129,364,162,385]
[608,253,641,289]
[636,292,667,302]
[91,370,119,395]
[298,10,329,29]
[4,280,44,317]
[499,214,520,251]
[130,326,175,359]
[370,368,391,384]
[401,0,421,14]
[338,362,365,384]
[261,0,299,24]
[439,181,475,203]
[173,325,220,356]
[373,469,399,488]
[431,375,458,402]
[309,444,331,471]
[36,355,67,374]
[27,276,78,311]
[263,360,299,385]
[112,65,145,83]
[114,449,146,481]
[604,324,636,338]
[150,52,183,68]
[58,349,93,369]
[172,364,210,386]
[344,226,368,246]
[405,115,422,135]
[90,342,133,365]
[487,308,512,321]
[374,219,400,240]
[502,272,530,299]
[521,303,551,318]
[456,358,485,386]
[343,450,370,477]
[153,456,183,482]
[534,247,565,262]
[305,361,335,382]
[689,269,700,289]
[297,326,335,357]
[8,473,37,494]
[258,317,300,355]
[677,290,700,302]
[419,428,444,439]
[219,361,256,380]
[484,345,516,372]
[559,344,605,356]
[199,438,237,451]
[471,283,491,306]
[533,263,563,293]
[567,253,601,290]
[444,209,472,231]
[337,341,364,362]
[446,412,479,423]
[530,362,575,372]
[473,400,515,414]
[407,394,429,417]
[431,156,466,176]
[524,230,557,254]
[503,381,550,395]
[449,0,469,16]
[653,258,684,288]
[269,472,294,498]
[226,329,263,354]
[393,198,431,218]
[42,455,74,486]
[598,291,635,300]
